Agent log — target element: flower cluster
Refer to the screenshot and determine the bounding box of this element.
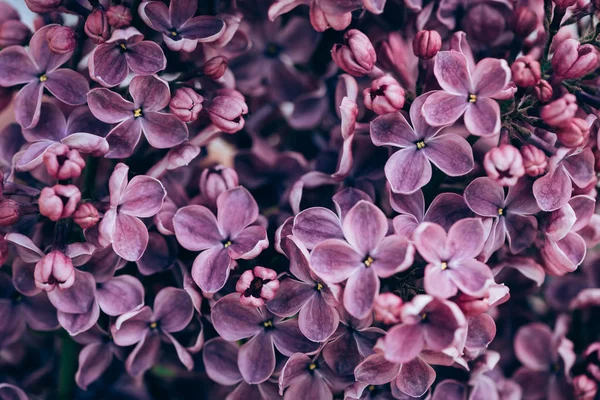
[1,0,600,399]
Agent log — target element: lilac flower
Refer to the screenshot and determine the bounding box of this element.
[0,24,89,128]
[310,201,414,318]
[87,74,188,158]
[139,0,225,52]
[173,186,268,293]
[413,218,494,298]
[88,27,166,87]
[370,93,474,194]
[464,177,539,254]
[422,51,511,136]
[111,287,195,377]
[73,325,124,390]
[211,293,320,384]
[235,266,280,307]
[98,163,166,262]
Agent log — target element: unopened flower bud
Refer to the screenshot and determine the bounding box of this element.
[557,117,590,148]
[541,94,578,126]
[412,29,442,60]
[207,89,248,133]
[309,2,351,32]
[43,144,85,180]
[0,20,31,47]
[0,199,21,226]
[25,0,61,14]
[553,0,577,8]
[534,79,553,103]
[511,56,541,87]
[520,145,548,177]
[512,7,538,37]
[46,26,76,54]
[73,203,99,229]
[85,10,110,44]
[584,343,600,381]
[573,375,597,400]
[483,144,525,187]
[34,250,74,291]
[373,293,403,324]
[38,184,81,222]
[106,5,132,28]
[235,266,280,307]
[170,87,203,123]
[331,29,376,77]
[199,165,239,206]
[204,56,228,80]
[455,293,489,317]
[552,38,598,80]
[363,75,405,115]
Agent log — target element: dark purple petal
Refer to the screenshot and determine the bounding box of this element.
[514,323,553,370]
[173,205,224,251]
[44,69,89,106]
[210,293,263,340]
[129,74,171,111]
[505,214,538,253]
[30,24,72,73]
[464,177,504,217]
[179,16,225,41]
[48,270,96,314]
[422,91,469,128]
[298,292,339,342]
[75,342,113,390]
[140,1,171,33]
[96,275,144,316]
[14,81,43,129]
[163,331,194,370]
[105,118,143,158]
[394,357,436,398]
[112,306,152,346]
[323,331,362,376]
[512,368,551,400]
[202,337,243,385]
[57,300,100,336]
[0,46,37,86]
[425,193,474,231]
[125,42,166,76]
[125,332,161,377]
[153,287,193,332]
[505,177,540,215]
[533,166,572,212]
[431,380,468,400]
[389,189,425,218]
[355,353,400,385]
[87,88,135,123]
[228,225,268,259]
[272,318,320,355]
[267,279,315,317]
[191,246,232,293]
[89,44,128,87]
[238,332,275,384]
[370,112,420,147]
[344,267,379,319]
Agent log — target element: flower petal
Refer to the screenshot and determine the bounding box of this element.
[370,112,419,147]
[343,267,379,319]
[0,46,37,86]
[120,175,166,218]
[191,246,232,293]
[563,148,595,188]
[514,323,553,370]
[267,278,315,317]
[229,225,268,259]
[105,118,143,159]
[298,292,339,342]
[96,275,144,316]
[342,200,388,256]
[44,69,89,106]
[355,353,400,385]
[423,134,474,176]
[472,58,510,98]
[125,42,167,76]
[448,259,493,297]
[505,214,537,254]
[447,218,485,261]
[433,51,472,95]
[210,293,263,341]
[413,222,448,263]
[423,263,457,298]
[464,177,504,217]
[533,165,572,212]
[394,357,436,398]
[238,332,275,384]
[48,270,96,314]
[87,88,135,124]
[292,207,343,250]
[272,318,320,355]
[202,338,243,385]
[14,81,43,129]
[217,187,258,237]
[112,213,149,262]
[463,97,500,136]
[173,205,223,251]
[385,324,425,364]
[129,74,171,111]
[125,332,161,377]
[153,287,193,332]
[309,239,362,283]
[385,147,431,195]
[179,16,225,41]
[75,342,113,390]
[371,235,414,277]
[89,44,128,87]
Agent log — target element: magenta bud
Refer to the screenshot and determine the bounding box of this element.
[412,29,442,60]
[73,203,99,229]
[106,5,132,28]
[455,293,489,317]
[533,79,553,103]
[309,2,351,32]
[43,144,85,180]
[557,117,590,148]
[540,93,578,126]
[0,20,31,47]
[511,56,541,87]
[573,375,597,400]
[373,293,403,325]
[483,144,525,187]
[34,250,74,292]
[363,75,405,115]
[199,165,239,206]
[0,199,21,226]
[553,0,577,8]
[207,89,248,133]
[512,7,538,37]
[85,10,110,44]
[520,145,548,177]
[25,0,62,14]
[204,56,228,80]
[38,184,81,222]
[235,266,280,307]
[46,25,76,54]
[552,38,598,80]
[170,87,204,123]
[331,29,376,77]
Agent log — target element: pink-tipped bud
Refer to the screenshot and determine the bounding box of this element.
[331,29,376,77]
[43,144,85,180]
[0,20,31,48]
[534,79,553,103]
[553,0,578,8]
[106,5,132,28]
[204,56,228,80]
[540,94,578,126]
[573,375,597,400]
[363,75,405,115]
[207,89,248,133]
[46,25,76,54]
[512,7,538,37]
[38,184,81,222]
[34,250,74,292]
[85,10,110,44]
[0,199,21,226]
[520,145,548,177]
[170,87,204,123]
[483,144,525,187]
[552,38,598,80]
[511,56,541,87]
[557,117,590,148]
[199,165,239,207]
[455,293,490,317]
[373,293,403,324]
[235,266,280,307]
[412,30,442,60]
[25,0,62,14]
[73,203,99,229]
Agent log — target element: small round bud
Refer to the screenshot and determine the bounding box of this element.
[533,79,553,103]
[557,117,590,148]
[235,266,280,307]
[38,184,81,222]
[540,94,578,126]
[207,89,248,134]
[204,56,228,80]
[573,375,597,400]
[520,145,547,177]
[552,38,598,80]
[46,26,76,55]
[73,203,100,229]
[412,30,442,60]
[43,144,85,180]
[0,199,21,226]
[373,293,403,324]
[511,56,541,87]
[34,250,74,292]
[199,165,239,207]
[25,0,62,14]
[106,5,132,28]
[170,87,203,123]
[0,20,31,47]
[85,10,110,44]
[331,29,376,77]
[512,7,538,37]
[455,293,489,317]
[483,144,525,187]
[363,75,405,115]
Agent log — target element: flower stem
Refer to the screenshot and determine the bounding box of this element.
[57,331,77,400]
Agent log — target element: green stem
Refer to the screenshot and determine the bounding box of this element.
[57,332,77,400]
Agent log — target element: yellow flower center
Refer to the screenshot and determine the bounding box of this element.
[316,283,323,291]
[308,363,317,370]
[263,320,273,328]
[468,94,477,103]
[133,108,143,118]
[149,322,157,329]
[120,43,127,50]
[416,141,426,149]
[441,261,448,270]
[368,385,376,391]
[170,31,177,37]
[223,240,232,248]
[363,256,374,267]
[39,75,48,82]
[498,208,504,216]
[421,312,428,320]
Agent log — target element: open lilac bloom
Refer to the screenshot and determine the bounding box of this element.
[413,218,494,298]
[139,0,225,52]
[88,74,188,158]
[88,27,166,87]
[0,24,89,128]
[98,163,166,262]
[111,287,194,377]
[464,177,539,254]
[422,51,511,136]
[211,293,320,384]
[370,93,474,194]
[310,201,414,318]
[173,186,268,293]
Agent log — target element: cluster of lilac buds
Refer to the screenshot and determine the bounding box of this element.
[2,0,600,399]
